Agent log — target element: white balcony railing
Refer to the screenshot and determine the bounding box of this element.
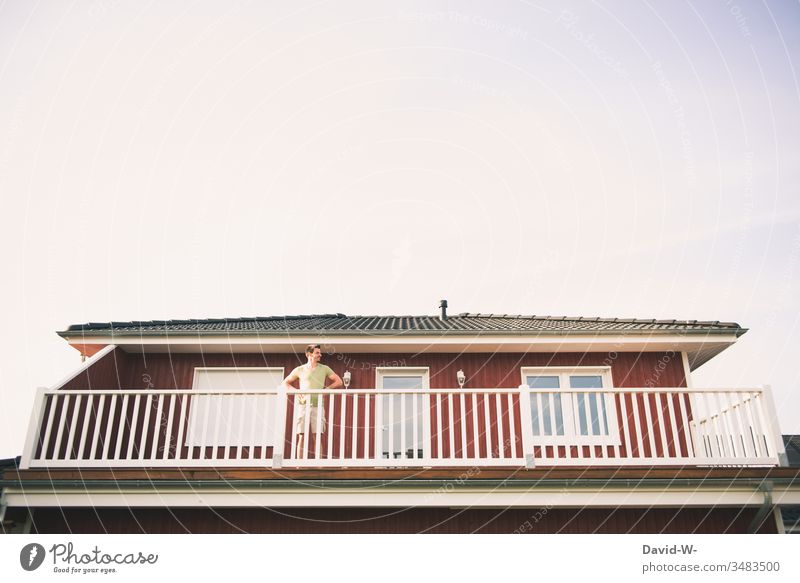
[20,385,785,469]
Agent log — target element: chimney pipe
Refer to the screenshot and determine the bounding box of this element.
[439,299,448,321]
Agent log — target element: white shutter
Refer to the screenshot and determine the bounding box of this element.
[186,368,284,447]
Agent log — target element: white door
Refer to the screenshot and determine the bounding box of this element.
[376,368,430,460]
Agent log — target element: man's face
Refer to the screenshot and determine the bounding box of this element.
[308,348,322,364]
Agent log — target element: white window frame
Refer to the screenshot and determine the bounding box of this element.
[187,367,284,447]
[520,366,621,447]
[375,367,431,460]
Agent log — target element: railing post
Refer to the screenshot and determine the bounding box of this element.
[272,385,288,469]
[20,387,48,470]
[518,384,536,468]
[761,385,788,466]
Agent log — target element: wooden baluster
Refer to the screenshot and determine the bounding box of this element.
[176,394,188,463]
[65,394,82,461]
[654,392,669,460]
[53,394,70,462]
[115,394,129,461]
[89,395,107,462]
[102,393,118,462]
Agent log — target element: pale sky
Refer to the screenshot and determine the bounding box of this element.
[1,0,799,460]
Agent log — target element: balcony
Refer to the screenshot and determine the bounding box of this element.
[21,385,786,469]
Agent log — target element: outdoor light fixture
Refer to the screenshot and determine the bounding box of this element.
[456,369,466,389]
[343,370,351,388]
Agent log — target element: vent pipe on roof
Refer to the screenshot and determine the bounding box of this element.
[439,299,448,321]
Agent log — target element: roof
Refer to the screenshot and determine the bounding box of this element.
[59,313,747,337]
[784,435,800,467]
[0,456,20,471]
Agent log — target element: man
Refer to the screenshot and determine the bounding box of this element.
[281,344,343,458]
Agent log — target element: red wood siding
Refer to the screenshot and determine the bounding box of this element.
[62,347,132,391]
[117,351,687,390]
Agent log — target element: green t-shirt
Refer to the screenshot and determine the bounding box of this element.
[291,363,333,406]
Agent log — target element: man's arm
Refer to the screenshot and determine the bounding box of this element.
[326,369,343,389]
[281,370,299,390]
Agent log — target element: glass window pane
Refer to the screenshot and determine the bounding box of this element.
[526,376,563,436]
[569,375,602,389]
[383,376,423,390]
[570,375,606,436]
[529,395,540,435]
[527,375,560,389]
[576,393,587,435]
[553,394,564,435]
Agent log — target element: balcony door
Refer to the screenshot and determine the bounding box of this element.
[376,367,431,460]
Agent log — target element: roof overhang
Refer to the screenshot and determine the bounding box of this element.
[60,332,740,370]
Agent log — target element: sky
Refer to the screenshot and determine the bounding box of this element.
[0,0,799,460]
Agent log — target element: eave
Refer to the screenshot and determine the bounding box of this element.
[58,331,743,370]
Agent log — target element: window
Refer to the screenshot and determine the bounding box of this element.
[375,367,430,460]
[521,367,620,445]
[186,368,284,447]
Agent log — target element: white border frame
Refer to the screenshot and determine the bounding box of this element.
[520,366,621,446]
[681,351,694,388]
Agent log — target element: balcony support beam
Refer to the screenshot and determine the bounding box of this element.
[4,480,800,509]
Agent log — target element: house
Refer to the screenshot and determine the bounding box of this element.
[2,302,799,534]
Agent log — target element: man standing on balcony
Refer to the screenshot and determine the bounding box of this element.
[281,344,343,458]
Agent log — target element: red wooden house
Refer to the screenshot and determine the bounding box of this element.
[3,302,799,533]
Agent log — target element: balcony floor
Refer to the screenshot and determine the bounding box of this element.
[6,465,800,484]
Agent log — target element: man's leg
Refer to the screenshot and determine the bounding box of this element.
[296,404,309,458]
[307,406,323,458]
[308,431,315,458]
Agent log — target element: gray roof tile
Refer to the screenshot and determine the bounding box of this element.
[59,312,747,337]
[784,435,800,467]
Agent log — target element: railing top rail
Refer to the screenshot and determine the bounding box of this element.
[44,389,281,396]
[43,386,767,396]
[521,387,765,394]
[599,387,765,394]
[43,388,522,396]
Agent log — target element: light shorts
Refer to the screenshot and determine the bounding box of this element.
[296,404,327,434]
